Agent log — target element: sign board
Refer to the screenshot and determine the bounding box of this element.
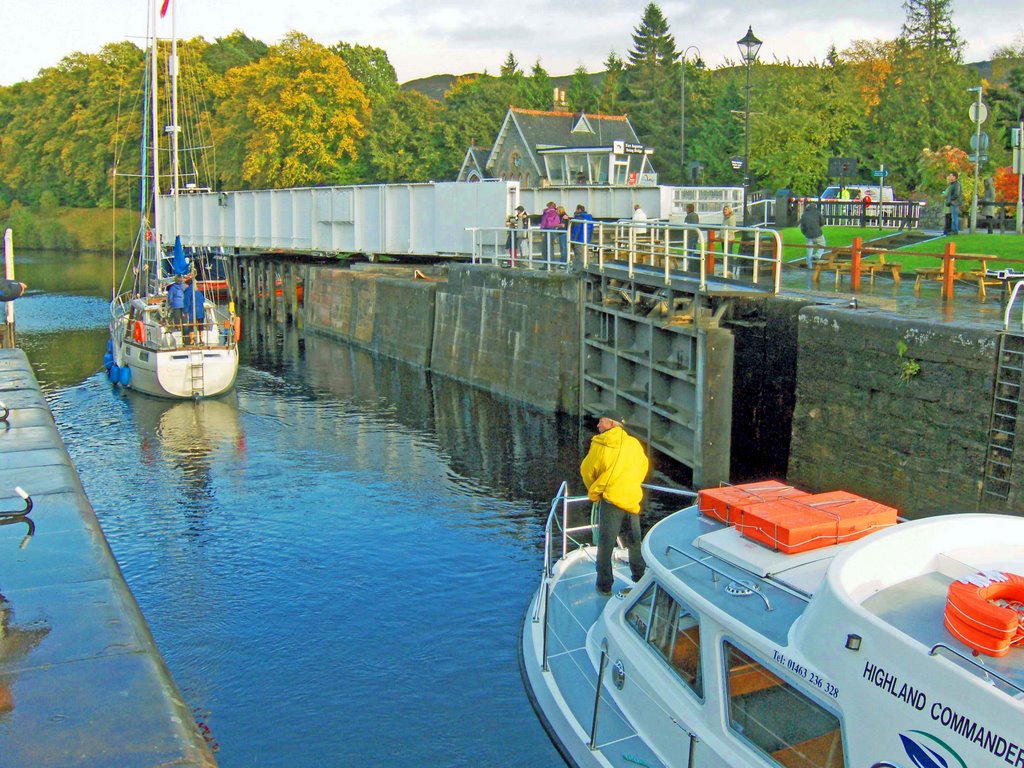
[969,153,989,164]
[969,102,988,124]
[627,171,638,186]
[1012,127,1023,149]
[872,169,888,178]
[1014,146,1023,175]
[730,156,744,171]
[970,132,990,152]
[614,140,645,155]
[828,157,858,177]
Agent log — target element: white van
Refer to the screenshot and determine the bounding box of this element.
[820,185,895,202]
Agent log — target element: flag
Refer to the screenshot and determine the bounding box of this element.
[160,0,170,17]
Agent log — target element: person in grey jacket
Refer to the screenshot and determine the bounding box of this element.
[799,202,826,268]
[944,172,962,235]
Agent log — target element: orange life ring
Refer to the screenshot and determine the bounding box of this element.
[944,572,1024,657]
[233,316,241,342]
[132,320,146,344]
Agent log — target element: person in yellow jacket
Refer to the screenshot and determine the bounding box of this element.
[580,411,649,594]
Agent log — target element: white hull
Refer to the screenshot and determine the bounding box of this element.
[109,295,238,400]
[523,487,1024,768]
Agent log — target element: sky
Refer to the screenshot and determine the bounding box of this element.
[2,0,1022,87]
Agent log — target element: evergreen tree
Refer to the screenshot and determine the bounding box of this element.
[519,60,553,110]
[500,52,521,81]
[567,66,598,113]
[598,51,624,114]
[626,3,677,68]
[900,0,964,61]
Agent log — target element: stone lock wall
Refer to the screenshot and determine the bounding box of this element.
[788,307,1001,515]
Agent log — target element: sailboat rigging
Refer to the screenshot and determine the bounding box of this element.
[107,0,239,399]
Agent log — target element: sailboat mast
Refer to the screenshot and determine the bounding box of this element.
[170,0,180,232]
[149,0,161,289]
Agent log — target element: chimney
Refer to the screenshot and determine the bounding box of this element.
[553,87,568,112]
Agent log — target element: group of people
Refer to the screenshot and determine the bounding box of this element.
[507,203,595,264]
[943,172,999,235]
[166,273,206,343]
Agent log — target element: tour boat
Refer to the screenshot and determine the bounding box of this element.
[106,0,238,399]
[521,480,1024,768]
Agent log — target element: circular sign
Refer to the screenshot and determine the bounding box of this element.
[970,132,990,151]
[969,102,988,124]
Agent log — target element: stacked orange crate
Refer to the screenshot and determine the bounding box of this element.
[737,491,898,554]
[697,481,809,526]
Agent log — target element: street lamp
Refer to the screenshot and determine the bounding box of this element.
[737,26,762,224]
[679,45,701,185]
[967,84,985,234]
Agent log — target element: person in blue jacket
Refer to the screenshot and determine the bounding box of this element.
[182,276,206,344]
[166,274,185,331]
[570,204,594,267]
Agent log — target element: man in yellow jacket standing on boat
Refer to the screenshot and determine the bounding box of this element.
[580,411,649,595]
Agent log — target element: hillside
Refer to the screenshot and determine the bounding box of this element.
[403,71,605,102]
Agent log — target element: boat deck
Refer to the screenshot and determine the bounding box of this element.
[540,550,668,767]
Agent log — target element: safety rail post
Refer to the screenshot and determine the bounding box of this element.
[589,645,609,751]
[851,237,863,291]
[663,226,672,285]
[541,582,551,672]
[706,229,716,278]
[942,241,956,301]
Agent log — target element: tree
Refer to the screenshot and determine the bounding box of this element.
[202,30,268,75]
[598,52,624,114]
[626,3,677,68]
[900,0,964,61]
[500,52,521,81]
[332,43,398,104]
[211,33,370,188]
[519,60,553,110]
[367,90,445,182]
[439,75,517,177]
[567,66,598,113]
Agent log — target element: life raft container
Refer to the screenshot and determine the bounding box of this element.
[944,571,1024,657]
[132,320,145,344]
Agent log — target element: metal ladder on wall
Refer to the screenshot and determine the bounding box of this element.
[188,349,205,398]
[982,331,1024,502]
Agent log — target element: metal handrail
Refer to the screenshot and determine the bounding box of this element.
[1002,279,1024,332]
[928,642,1024,695]
[663,543,773,611]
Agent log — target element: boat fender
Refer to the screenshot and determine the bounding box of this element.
[944,571,1024,657]
[119,366,131,387]
[103,352,113,370]
[132,320,145,344]
[109,364,120,384]
[233,316,241,342]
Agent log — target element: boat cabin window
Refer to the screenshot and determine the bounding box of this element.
[724,643,845,768]
[624,584,703,698]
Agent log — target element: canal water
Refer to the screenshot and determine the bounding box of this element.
[15,250,608,766]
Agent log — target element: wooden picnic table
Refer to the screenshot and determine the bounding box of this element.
[914,256,1002,301]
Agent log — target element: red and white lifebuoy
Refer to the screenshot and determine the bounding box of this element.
[944,571,1024,657]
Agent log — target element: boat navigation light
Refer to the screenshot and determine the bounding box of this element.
[845,633,862,651]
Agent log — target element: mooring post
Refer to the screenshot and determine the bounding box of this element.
[942,241,956,301]
[851,236,863,291]
[3,229,15,349]
[706,229,716,277]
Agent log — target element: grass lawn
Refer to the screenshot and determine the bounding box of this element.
[772,226,1024,272]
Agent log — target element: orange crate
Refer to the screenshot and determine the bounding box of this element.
[738,491,898,554]
[697,481,808,525]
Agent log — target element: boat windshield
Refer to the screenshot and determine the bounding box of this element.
[625,583,703,699]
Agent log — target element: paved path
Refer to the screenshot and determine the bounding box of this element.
[0,349,215,767]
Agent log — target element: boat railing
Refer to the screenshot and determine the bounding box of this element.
[1001,278,1024,332]
[929,642,1024,696]
[663,543,774,611]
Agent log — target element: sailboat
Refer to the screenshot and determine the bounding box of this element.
[107,0,239,399]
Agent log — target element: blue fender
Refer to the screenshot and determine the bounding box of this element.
[103,352,113,370]
[109,364,120,383]
[119,366,131,387]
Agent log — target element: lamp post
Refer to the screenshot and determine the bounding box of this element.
[737,26,762,224]
[967,84,984,234]
[679,45,701,185]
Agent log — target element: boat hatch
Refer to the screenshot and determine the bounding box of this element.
[695,526,838,596]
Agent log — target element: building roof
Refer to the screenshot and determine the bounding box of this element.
[457,146,492,181]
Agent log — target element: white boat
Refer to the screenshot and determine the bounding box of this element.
[521,481,1024,768]
[107,0,238,399]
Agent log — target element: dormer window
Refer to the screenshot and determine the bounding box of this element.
[571,113,594,134]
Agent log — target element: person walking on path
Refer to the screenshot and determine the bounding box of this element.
[539,201,561,263]
[981,177,997,234]
[632,203,648,236]
[580,411,649,595]
[570,204,594,268]
[944,172,962,235]
[721,205,737,254]
[799,202,826,268]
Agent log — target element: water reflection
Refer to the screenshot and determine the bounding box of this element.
[0,594,51,720]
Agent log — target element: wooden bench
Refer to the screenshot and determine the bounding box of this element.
[915,266,1000,301]
[814,252,901,287]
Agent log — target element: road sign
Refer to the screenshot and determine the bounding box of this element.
[968,154,989,164]
[970,132,990,152]
[969,102,988,124]
[730,156,744,171]
[872,169,888,178]
[1014,147,1023,175]
[828,156,857,177]
[1013,127,1023,149]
